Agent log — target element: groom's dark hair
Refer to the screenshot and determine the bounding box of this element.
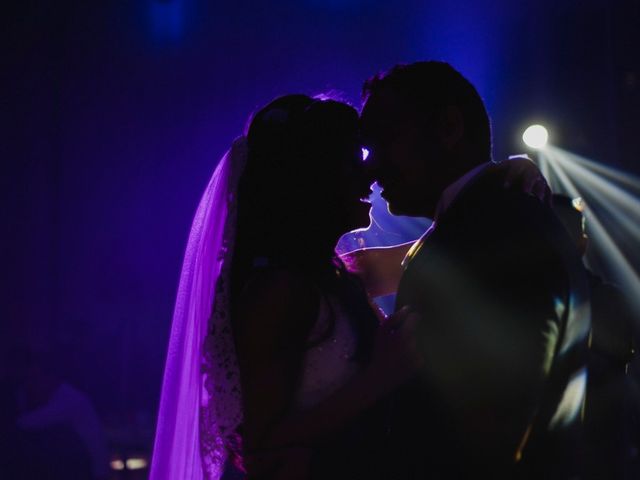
[363,61,492,162]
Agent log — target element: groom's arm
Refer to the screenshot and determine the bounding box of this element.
[405,190,568,471]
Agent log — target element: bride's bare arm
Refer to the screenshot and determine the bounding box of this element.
[235,269,420,477]
[340,241,415,297]
[261,305,421,450]
[233,269,319,455]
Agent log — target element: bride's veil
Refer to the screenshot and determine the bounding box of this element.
[150,137,247,480]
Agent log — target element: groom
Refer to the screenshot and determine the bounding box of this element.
[360,62,590,478]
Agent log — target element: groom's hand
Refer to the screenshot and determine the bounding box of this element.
[369,306,424,392]
[489,155,552,205]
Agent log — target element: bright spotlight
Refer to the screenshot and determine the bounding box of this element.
[362,147,370,162]
[126,457,148,470]
[523,125,549,149]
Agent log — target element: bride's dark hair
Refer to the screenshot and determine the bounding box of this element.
[238,94,358,264]
[232,94,376,362]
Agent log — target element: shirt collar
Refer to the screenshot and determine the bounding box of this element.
[401,161,493,270]
[433,161,493,221]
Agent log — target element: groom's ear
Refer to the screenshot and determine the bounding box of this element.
[436,105,464,150]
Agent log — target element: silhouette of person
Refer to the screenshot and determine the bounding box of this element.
[151,95,421,480]
[7,346,109,480]
[230,95,420,479]
[360,61,591,478]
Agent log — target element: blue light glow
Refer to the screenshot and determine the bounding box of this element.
[149,0,185,41]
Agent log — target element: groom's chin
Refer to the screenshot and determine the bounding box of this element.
[386,200,430,219]
[385,200,410,217]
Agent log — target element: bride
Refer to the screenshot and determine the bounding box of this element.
[150,94,421,480]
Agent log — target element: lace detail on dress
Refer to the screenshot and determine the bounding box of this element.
[200,138,247,478]
[294,295,360,411]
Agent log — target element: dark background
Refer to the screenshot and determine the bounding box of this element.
[2,0,639,472]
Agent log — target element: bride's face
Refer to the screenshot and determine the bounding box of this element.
[333,140,373,233]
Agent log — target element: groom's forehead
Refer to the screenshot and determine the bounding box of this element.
[361,89,408,136]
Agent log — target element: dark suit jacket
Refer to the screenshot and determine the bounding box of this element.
[389,169,590,479]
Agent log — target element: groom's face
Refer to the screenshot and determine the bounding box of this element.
[360,88,445,218]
